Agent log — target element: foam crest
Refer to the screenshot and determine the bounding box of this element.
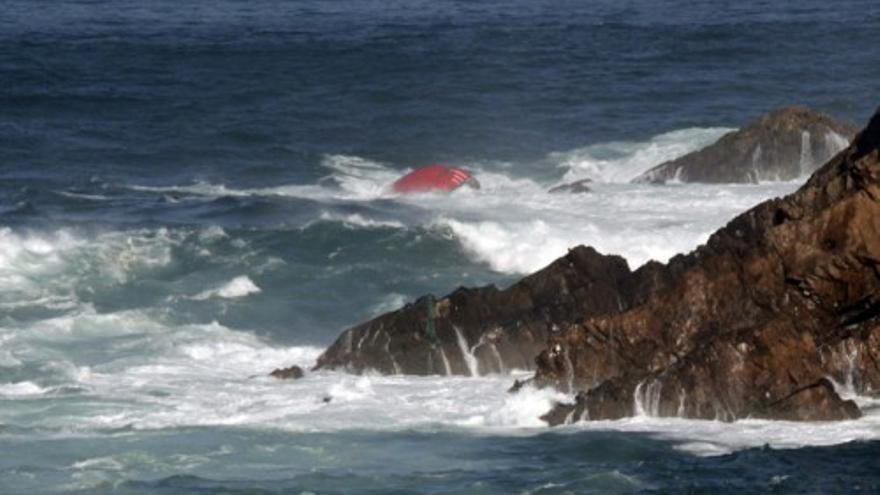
[551,127,732,183]
[569,402,880,457]
[119,129,803,275]
[2,304,879,457]
[129,155,403,203]
[317,212,405,229]
[0,381,48,396]
[192,275,261,300]
[433,182,799,273]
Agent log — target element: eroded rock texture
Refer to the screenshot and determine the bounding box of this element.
[314,246,657,375]
[539,108,880,423]
[313,107,880,423]
[634,106,857,184]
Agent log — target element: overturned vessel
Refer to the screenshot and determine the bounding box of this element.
[392,164,480,193]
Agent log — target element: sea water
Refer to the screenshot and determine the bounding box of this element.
[2,1,879,493]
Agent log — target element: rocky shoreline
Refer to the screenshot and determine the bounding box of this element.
[633,106,857,184]
[308,106,880,424]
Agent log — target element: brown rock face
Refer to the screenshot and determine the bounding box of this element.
[310,107,880,424]
[314,246,656,375]
[538,108,880,423]
[633,106,858,184]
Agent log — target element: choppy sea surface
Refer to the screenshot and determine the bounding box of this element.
[2,1,880,493]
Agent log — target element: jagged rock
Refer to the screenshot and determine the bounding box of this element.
[537,108,880,423]
[314,246,656,375]
[270,365,304,380]
[633,106,858,184]
[548,179,593,194]
[309,107,880,424]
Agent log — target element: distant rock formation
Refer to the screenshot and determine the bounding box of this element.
[310,107,880,423]
[633,106,858,184]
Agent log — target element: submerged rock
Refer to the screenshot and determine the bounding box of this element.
[633,106,858,184]
[548,179,593,194]
[270,365,304,380]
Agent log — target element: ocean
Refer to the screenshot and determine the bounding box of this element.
[1,0,879,493]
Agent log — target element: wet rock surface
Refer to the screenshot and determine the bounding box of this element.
[312,107,880,424]
[314,245,657,375]
[634,106,858,184]
[538,108,880,423]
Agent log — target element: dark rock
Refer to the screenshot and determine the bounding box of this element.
[313,245,656,375]
[269,365,304,380]
[756,378,860,421]
[537,107,880,423]
[633,106,858,184]
[548,179,593,194]
[308,107,880,424]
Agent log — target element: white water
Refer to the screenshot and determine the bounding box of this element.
[192,275,261,300]
[1,302,878,457]
[3,128,876,460]
[453,326,480,377]
[127,128,802,274]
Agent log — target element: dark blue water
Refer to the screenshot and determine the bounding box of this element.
[2,1,879,493]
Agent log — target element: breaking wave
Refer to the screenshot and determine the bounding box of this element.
[118,128,807,274]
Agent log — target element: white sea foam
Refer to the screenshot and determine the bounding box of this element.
[121,129,804,274]
[3,129,871,458]
[317,212,405,229]
[129,155,402,203]
[551,127,732,183]
[1,304,878,457]
[0,226,260,314]
[0,381,48,396]
[192,275,261,300]
[429,181,798,273]
[565,407,880,457]
[369,292,408,316]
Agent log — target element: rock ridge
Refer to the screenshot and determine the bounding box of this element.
[311,106,880,423]
[537,107,880,423]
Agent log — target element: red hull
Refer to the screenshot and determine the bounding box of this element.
[392,164,475,193]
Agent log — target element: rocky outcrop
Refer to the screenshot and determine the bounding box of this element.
[633,106,858,184]
[537,108,880,423]
[314,246,663,375]
[310,107,880,423]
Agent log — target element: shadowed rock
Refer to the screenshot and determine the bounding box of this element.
[309,106,880,423]
[314,246,661,375]
[538,107,880,423]
[633,106,858,184]
[270,365,304,380]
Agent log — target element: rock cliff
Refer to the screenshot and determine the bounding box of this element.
[633,106,857,184]
[538,107,880,423]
